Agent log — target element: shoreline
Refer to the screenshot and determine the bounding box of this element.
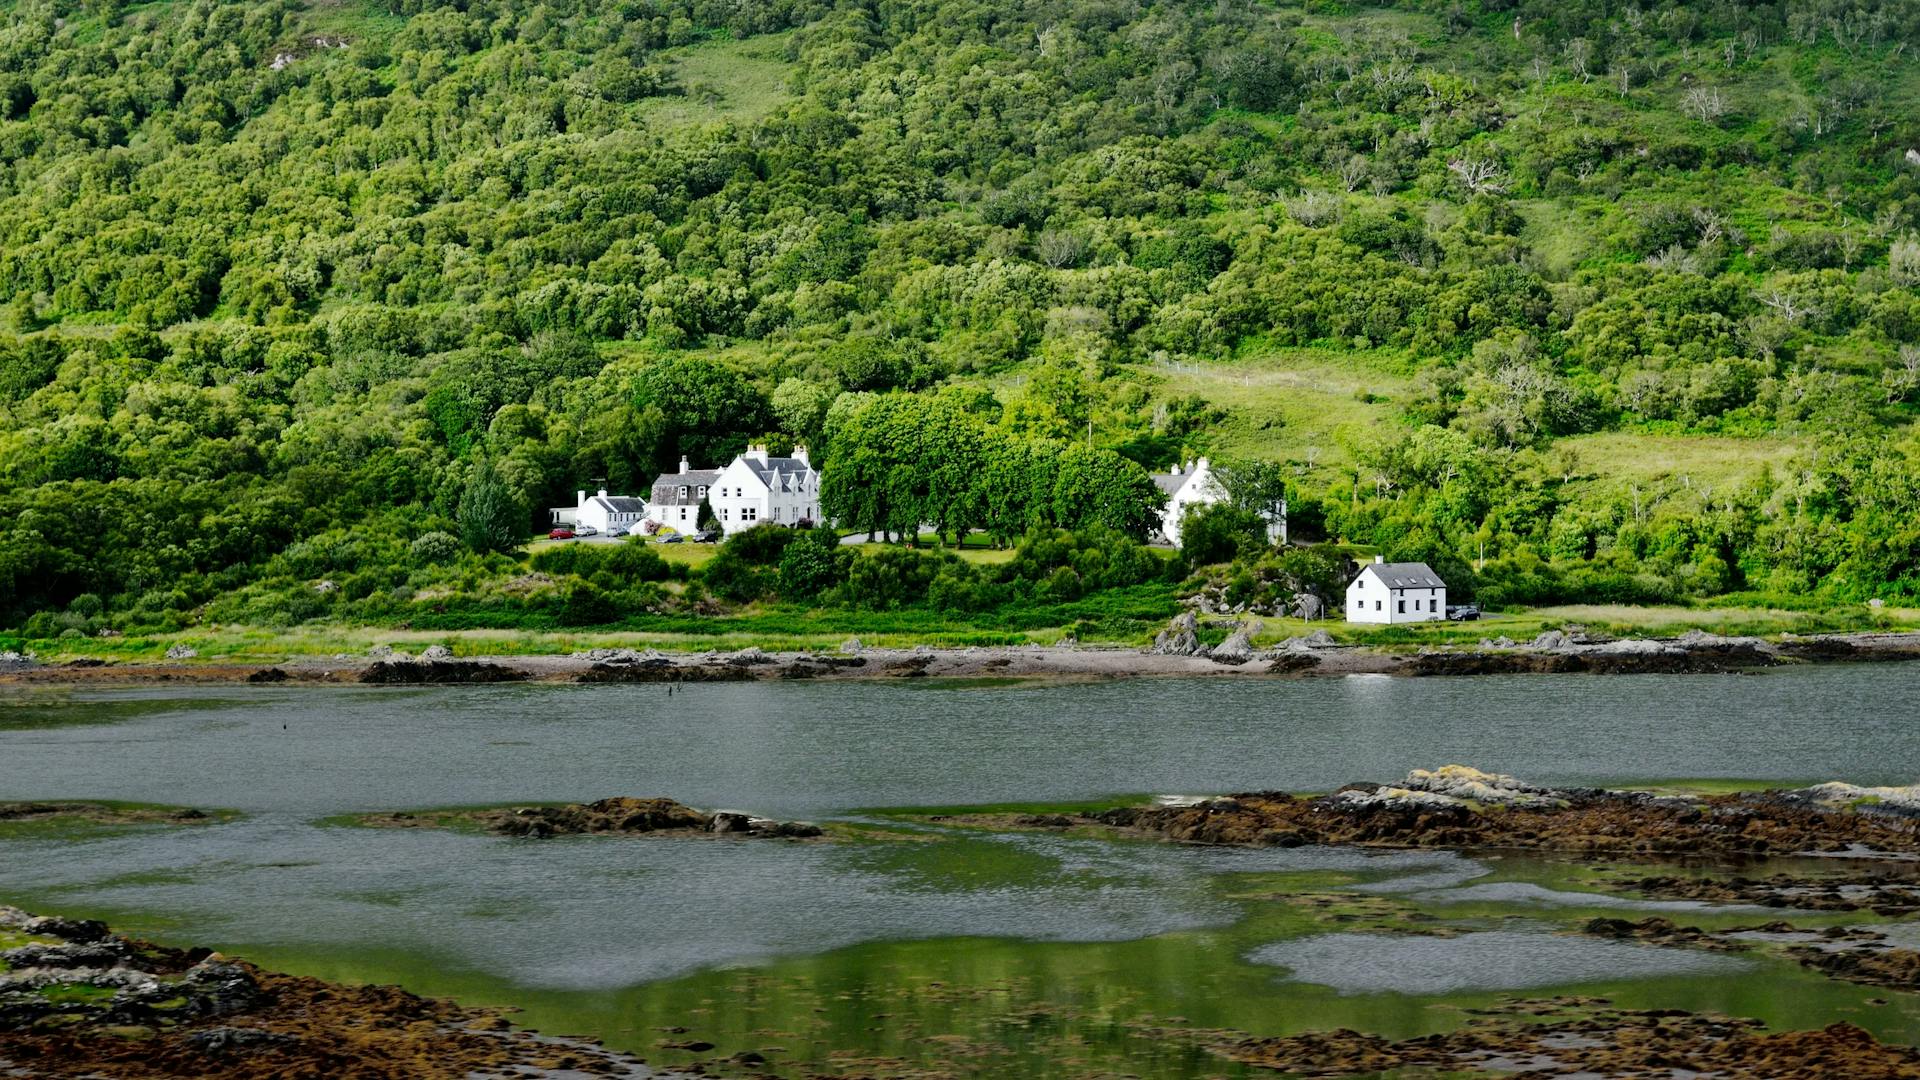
[4,627,1920,687]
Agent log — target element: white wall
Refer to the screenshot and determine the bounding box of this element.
[1346,574,1446,624]
[710,453,821,536]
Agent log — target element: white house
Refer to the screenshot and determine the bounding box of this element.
[572,489,647,535]
[644,458,720,535]
[709,445,821,536]
[1149,457,1285,548]
[1346,556,1447,624]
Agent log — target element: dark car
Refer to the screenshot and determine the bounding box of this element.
[659,534,685,544]
[547,528,575,540]
[693,530,720,544]
[1446,603,1481,622]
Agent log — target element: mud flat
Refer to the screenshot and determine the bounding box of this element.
[0,906,657,1079]
[956,766,1920,859]
[5,626,1920,686]
[347,796,828,840]
[1184,997,1920,1078]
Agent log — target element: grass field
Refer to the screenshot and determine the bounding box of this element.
[633,34,796,128]
[1149,347,1415,466]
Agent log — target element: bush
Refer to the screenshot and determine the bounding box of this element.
[836,546,936,609]
[777,529,855,599]
[1002,528,1163,593]
[410,531,461,564]
[701,549,772,603]
[559,581,617,626]
[1179,503,1268,566]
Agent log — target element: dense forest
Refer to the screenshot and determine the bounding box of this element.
[2,0,1919,637]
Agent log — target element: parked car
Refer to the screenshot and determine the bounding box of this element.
[575,525,599,537]
[659,534,685,544]
[692,530,720,544]
[1446,604,1481,622]
[548,528,575,540]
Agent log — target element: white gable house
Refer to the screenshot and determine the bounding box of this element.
[573,489,647,535]
[644,458,720,535]
[1346,556,1446,624]
[1149,457,1286,549]
[710,445,821,536]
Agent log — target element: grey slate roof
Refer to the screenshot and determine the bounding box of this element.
[740,457,814,489]
[594,495,646,514]
[1150,472,1186,497]
[1359,561,1446,589]
[649,470,719,506]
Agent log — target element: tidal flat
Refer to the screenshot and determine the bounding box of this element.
[7,674,1920,1077]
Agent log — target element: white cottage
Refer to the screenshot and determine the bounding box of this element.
[709,445,821,536]
[644,458,720,535]
[1149,457,1285,549]
[571,489,647,535]
[1346,556,1447,624]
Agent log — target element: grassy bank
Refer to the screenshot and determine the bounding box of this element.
[3,602,1915,666]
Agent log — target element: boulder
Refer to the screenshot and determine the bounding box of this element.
[840,637,864,654]
[1211,620,1262,665]
[725,646,774,667]
[164,644,199,660]
[1150,611,1202,656]
[419,644,454,661]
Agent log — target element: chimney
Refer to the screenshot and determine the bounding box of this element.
[1196,456,1209,471]
[576,490,586,506]
[598,488,608,498]
[746,443,768,463]
[679,456,689,474]
[1374,554,1385,564]
[792,445,809,465]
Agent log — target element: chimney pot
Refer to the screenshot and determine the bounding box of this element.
[1374,554,1385,563]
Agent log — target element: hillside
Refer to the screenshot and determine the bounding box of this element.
[3,0,1920,639]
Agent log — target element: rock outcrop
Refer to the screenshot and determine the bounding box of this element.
[0,907,656,1077]
[1149,611,1203,656]
[1017,767,1920,858]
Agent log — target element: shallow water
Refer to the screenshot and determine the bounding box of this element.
[1248,928,1755,994]
[5,668,1920,1077]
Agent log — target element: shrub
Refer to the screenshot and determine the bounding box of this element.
[1178,503,1268,566]
[836,546,936,609]
[777,529,855,599]
[410,531,461,564]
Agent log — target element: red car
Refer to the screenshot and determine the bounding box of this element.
[548,528,575,540]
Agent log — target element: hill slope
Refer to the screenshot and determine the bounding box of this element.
[3,0,1920,634]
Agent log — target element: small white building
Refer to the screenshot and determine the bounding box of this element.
[568,489,648,535]
[710,445,821,535]
[1346,556,1447,624]
[644,458,720,535]
[1149,457,1285,549]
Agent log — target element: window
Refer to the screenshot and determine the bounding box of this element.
[1398,599,1405,614]
[677,486,688,499]
[1375,600,1382,611]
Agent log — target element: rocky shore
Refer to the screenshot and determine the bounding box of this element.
[352,796,827,840]
[5,625,1920,686]
[978,766,1920,859]
[0,906,658,1078]
[1194,998,1920,1078]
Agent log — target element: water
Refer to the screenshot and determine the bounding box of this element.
[5,664,1920,816]
[5,666,1920,1077]
[1248,928,1755,994]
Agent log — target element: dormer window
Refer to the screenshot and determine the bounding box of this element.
[678,486,688,499]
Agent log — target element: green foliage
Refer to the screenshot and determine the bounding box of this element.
[458,461,525,556]
[1179,502,1269,566]
[4,0,1920,633]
